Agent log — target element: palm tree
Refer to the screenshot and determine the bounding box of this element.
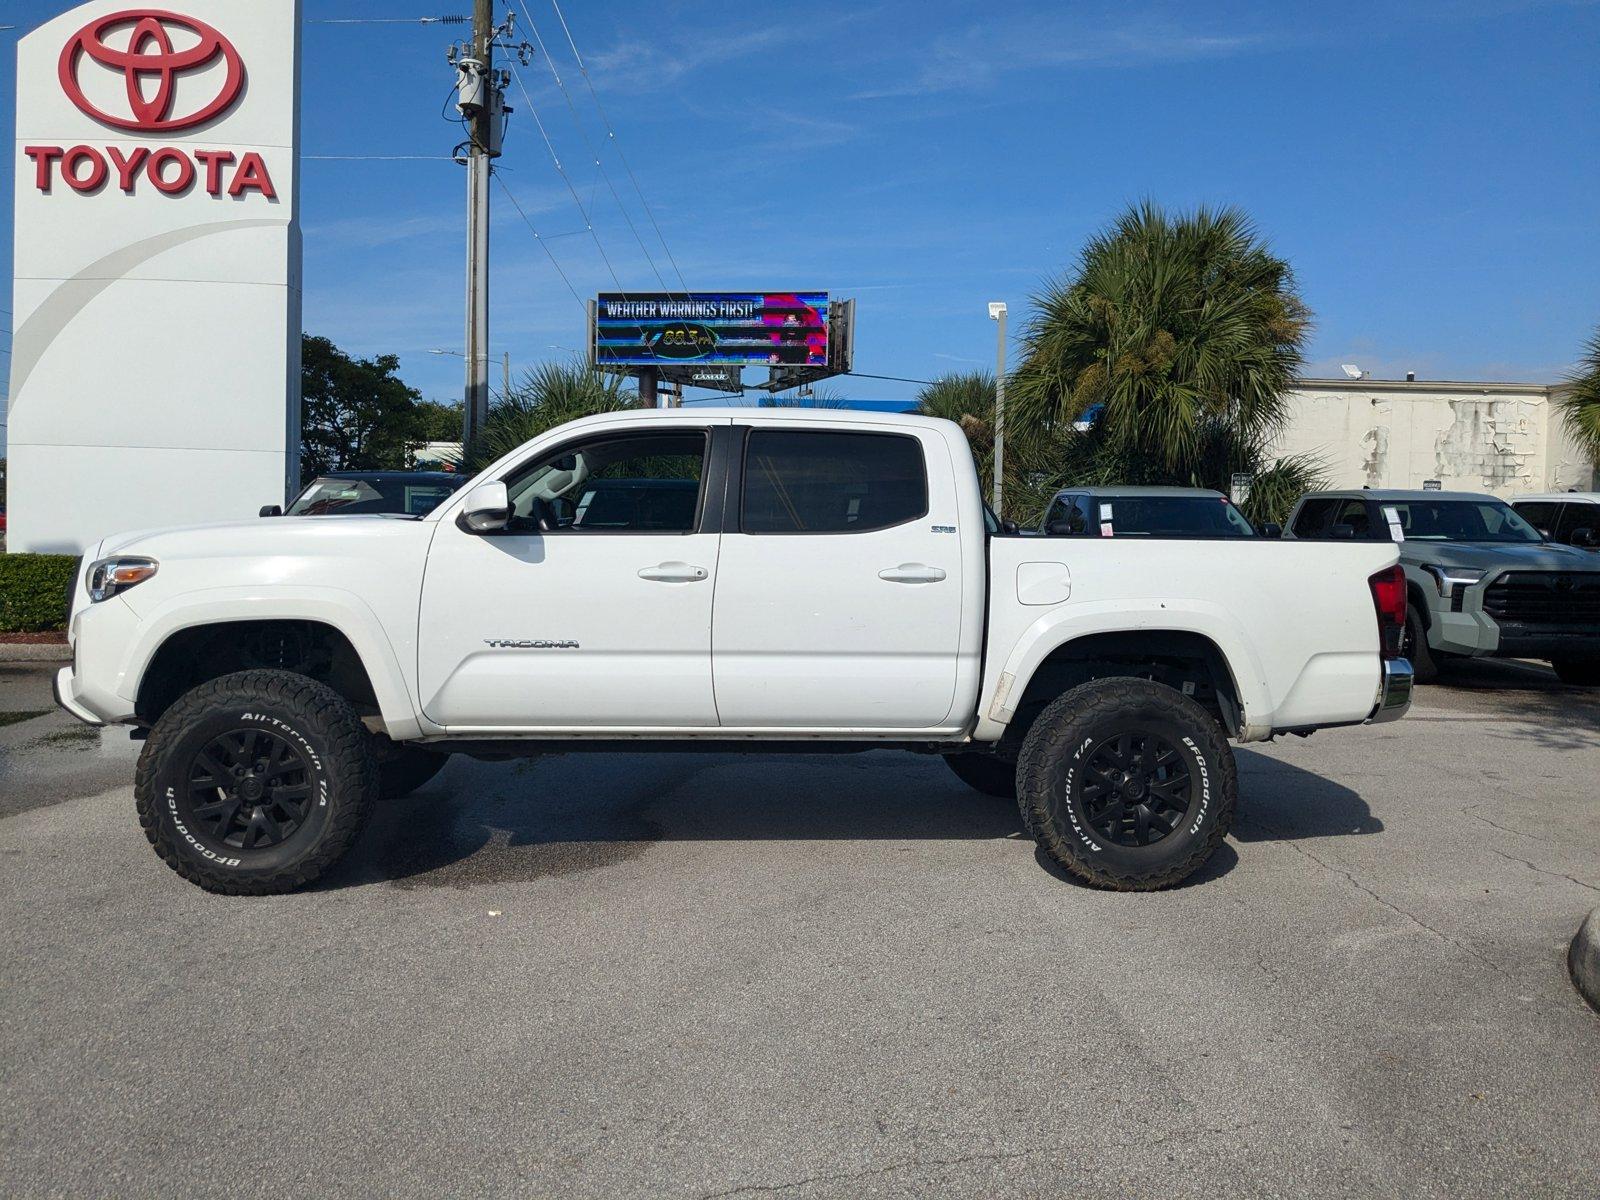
[1556,326,1600,468]
[1010,203,1312,503]
[462,360,641,472]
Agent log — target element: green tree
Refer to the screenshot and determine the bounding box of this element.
[1008,203,1322,521]
[462,360,641,472]
[1556,326,1600,468]
[916,371,1079,525]
[299,334,440,479]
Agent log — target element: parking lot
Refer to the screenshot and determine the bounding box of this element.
[2,659,1598,1198]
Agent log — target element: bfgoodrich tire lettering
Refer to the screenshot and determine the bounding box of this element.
[1017,678,1237,891]
[135,670,378,895]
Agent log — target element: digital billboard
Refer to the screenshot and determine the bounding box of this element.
[593,292,830,368]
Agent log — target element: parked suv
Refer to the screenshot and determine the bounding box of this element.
[1512,493,1600,551]
[1285,489,1600,684]
[1041,487,1263,538]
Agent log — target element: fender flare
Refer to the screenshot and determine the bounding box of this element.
[116,586,430,740]
[978,599,1274,741]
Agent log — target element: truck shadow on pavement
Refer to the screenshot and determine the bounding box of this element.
[320,746,1377,892]
[1425,658,1600,753]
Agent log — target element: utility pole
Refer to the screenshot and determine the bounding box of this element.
[988,301,1008,516]
[450,2,510,448]
[502,351,511,400]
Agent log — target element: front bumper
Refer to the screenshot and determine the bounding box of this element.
[1367,657,1414,724]
[53,666,105,727]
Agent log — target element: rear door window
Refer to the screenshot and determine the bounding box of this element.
[1554,503,1598,543]
[741,430,927,534]
[1514,501,1560,537]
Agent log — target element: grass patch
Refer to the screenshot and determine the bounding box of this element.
[0,710,51,727]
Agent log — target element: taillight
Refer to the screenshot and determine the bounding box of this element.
[1368,565,1407,660]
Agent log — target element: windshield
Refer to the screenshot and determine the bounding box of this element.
[287,477,460,517]
[1095,496,1256,538]
[1385,499,1542,544]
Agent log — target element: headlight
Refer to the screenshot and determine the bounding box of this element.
[1423,565,1485,593]
[87,557,158,602]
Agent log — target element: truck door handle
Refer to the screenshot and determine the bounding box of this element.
[638,561,708,583]
[878,563,946,584]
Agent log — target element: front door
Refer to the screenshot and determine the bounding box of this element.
[418,421,725,730]
[710,422,965,730]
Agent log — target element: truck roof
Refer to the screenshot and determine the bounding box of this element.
[1052,485,1229,499]
[1513,492,1600,503]
[1298,488,1502,503]
[587,406,952,431]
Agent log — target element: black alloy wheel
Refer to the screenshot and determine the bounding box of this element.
[183,728,315,850]
[1078,729,1194,847]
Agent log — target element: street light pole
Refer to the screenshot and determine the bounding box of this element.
[988,301,1008,516]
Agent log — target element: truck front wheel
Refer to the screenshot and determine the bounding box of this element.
[134,670,378,894]
[1016,679,1236,891]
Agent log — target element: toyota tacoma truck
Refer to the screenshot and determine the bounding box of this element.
[56,409,1414,895]
[1285,489,1600,685]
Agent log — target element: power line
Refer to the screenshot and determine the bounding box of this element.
[520,12,668,291]
[547,0,688,291]
[502,60,630,298]
[303,154,457,161]
[490,168,585,310]
[307,16,468,24]
[847,371,934,387]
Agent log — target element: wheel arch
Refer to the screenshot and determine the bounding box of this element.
[124,590,423,739]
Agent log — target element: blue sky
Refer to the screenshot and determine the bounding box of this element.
[3,0,1599,435]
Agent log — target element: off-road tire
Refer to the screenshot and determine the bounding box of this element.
[1552,658,1600,687]
[944,752,1017,799]
[1016,678,1237,891]
[135,670,378,895]
[1402,607,1438,683]
[376,743,451,798]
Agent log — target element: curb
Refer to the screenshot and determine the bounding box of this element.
[1571,908,1600,1015]
[0,644,71,663]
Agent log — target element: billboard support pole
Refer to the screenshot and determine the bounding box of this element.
[640,366,659,408]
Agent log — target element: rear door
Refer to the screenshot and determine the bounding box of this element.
[710,422,965,729]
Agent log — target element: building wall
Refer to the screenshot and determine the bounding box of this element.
[1271,380,1597,498]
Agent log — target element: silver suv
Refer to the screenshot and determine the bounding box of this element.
[1284,489,1600,686]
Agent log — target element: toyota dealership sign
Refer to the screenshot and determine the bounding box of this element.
[7,1,302,554]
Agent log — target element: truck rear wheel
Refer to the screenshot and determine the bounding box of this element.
[943,752,1017,798]
[134,670,378,894]
[1016,678,1236,891]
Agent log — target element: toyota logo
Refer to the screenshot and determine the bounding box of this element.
[58,9,245,133]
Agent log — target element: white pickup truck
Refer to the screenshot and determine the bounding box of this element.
[56,409,1414,894]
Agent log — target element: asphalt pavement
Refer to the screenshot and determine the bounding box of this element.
[2,659,1598,1198]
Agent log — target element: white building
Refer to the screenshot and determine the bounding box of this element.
[1271,377,1595,498]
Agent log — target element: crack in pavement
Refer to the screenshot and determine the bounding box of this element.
[1485,846,1600,895]
[1236,815,1575,1018]
[696,1121,1258,1198]
[1460,803,1557,847]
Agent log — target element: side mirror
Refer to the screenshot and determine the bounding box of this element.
[1330,524,1357,540]
[1573,527,1598,549]
[1257,522,1282,539]
[259,505,282,518]
[458,481,510,533]
[1046,519,1076,536]
[1001,518,1020,534]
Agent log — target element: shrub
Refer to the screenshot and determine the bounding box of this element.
[0,554,80,633]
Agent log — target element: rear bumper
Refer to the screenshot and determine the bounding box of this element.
[1367,658,1413,724]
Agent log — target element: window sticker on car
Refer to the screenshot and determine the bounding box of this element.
[1382,505,1405,541]
[1099,502,1114,537]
